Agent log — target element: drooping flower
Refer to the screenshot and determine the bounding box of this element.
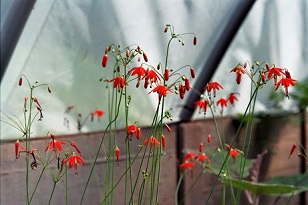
[216,98,228,110]
[149,84,173,102]
[144,69,160,88]
[226,144,240,162]
[228,93,238,106]
[143,136,160,149]
[62,152,85,174]
[275,76,296,97]
[196,153,210,163]
[130,66,146,86]
[230,65,246,84]
[15,140,26,159]
[179,84,186,99]
[70,141,82,155]
[204,81,223,97]
[45,134,67,152]
[109,76,128,91]
[266,66,284,85]
[194,99,208,113]
[126,124,141,139]
[184,152,198,161]
[92,109,105,118]
[179,160,195,170]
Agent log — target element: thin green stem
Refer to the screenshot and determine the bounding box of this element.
[205,88,259,205]
[48,182,57,205]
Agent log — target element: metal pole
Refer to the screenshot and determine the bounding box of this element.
[178,0,256,122]
[0,0,37,82]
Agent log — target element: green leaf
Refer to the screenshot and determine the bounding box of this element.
[223,174,308,196]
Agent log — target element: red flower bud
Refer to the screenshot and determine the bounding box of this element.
[126,50,130,58]
[184,78,190,91]
[199,142,203,152]
[207,135,211,143]
[164,26,168,33]
[288,144,297,159]
[162,135,166,150]
[164,68,169,81]
[136,128,141,139]
[190,67,195,78]
[115,147,120,162]
[143,52,148,62]
[19,77,23,86]
[102,54,108,67]
[165,123,171,132]
[193,36,197,45]
[48,86,52,93]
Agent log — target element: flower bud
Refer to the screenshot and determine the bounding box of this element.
[199,143,203,152]
[190,67,195,78]
[164,68,169,81]
[162,135,166,150]
[102,54,108,67]
[19,77,23,86]
[193,36,197,45]
[115,147,120,162]
[143,52,148,62]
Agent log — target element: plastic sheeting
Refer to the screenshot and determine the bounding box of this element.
[1,0,307,139]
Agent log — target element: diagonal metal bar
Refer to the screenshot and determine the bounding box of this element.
[179,0,256,122]
[0,0,36,82]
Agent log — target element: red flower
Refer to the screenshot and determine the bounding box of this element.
[92,109,105,118]
[143,136,160,149]
[62,153,85,173]
[194,99,208,113]
[180,160,195,170]
[15,140,26,159]
[184,78,190,91]
[228,93,238,106]
[109,76,128,91]
[130,66,146,83]
[179,84,186,99]
[204,81,223,97]
[275,77,296,97]
[149,84,173,102]
[184,152,198,161]
[266,66,284,85]
[230,65,246,84]
[45,134,67,152]
[70,141,82,155]
[126,124,141,139]
[216,98,228,110]
[196,153,210,163]
[226,144,240,162]
[144,69,160,88]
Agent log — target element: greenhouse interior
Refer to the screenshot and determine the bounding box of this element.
[1,0,308,204]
